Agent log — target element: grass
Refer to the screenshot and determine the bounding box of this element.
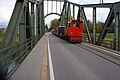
[0,32,4,42]
[82,33,115,49]
[83,33,114,41]
[0,32,19,43]
[105,33,114,40]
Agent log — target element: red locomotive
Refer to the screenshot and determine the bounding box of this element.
[52,20,82,43]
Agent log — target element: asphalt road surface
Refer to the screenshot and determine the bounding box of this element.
[48,33,120,80]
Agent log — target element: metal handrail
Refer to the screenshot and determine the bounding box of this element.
[0,34,41,79]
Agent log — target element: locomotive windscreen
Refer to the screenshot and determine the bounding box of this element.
[73,23,80,28]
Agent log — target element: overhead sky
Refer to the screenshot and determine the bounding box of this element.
[0,0,120,28]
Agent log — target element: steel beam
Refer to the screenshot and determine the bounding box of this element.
[26,3,32,40]
[114,13,119,50]
[100,0,103,4]
[44,13,61,18]
[37,3,40,36]
[29,0,37,4]
[81,7,92,43]
[42,1,45,34]
[68,1,113,8]
[73,5,75,19]
[77,7,80,20]
[59,1,67,26]
[1,0,28,78]
[118,12,120,51]
[47,0,48,14]
[68,4,71,22]
[93,7,96,44]
[66,3,70,26]
[44,0,66,2]
[41,1,45,35]
[19,6,27,57]
[36,4,39,35]
[39,3,42,37]
[96,7,114,45]
[51,0,53,13]
[31,3,35,37]
[60,1,61,13]
[3,0,27,48]
[56,1,57,13]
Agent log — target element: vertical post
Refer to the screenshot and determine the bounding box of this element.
[80,7,83,20]
[39,2,42,37]
[41,1,45,35]
[19,6,26,53]
[100,0,103,4]
[31,3,35,37]
[93,7,96,44]
[37,3,40,37]
[60,1,61,13]
[26,3,31,40]
[77,6,80,20]
[73,5,75,19]
[114,12,119,50]
[56,1,57,13]
[42,1,45,34]
[36,4,38,36]
[119,13,120,51]
[66,3,70,26]
[68,4,71,22]
[51,0,53,13]
[47,0,48,14]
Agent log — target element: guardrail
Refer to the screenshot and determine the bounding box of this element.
[0,35,41,79]
[82,35,120,51]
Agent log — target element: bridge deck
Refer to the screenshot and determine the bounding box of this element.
[9,33,120,80]
[9,34,47,80]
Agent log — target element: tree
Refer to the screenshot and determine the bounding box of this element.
[51,19,59,28]
[48,19,59,32]
[45,24,48,32]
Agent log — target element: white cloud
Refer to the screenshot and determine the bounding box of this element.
[0,0,16,23]
[0,0,120,28]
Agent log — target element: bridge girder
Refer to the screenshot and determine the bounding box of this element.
[44,13,61,19]
[44,0,67,2]
[1,1,120,79]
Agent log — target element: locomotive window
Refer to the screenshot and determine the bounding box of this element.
[73,23,80,28]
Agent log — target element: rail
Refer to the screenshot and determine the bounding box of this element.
[0,35,41,79]
[82,35,120,51]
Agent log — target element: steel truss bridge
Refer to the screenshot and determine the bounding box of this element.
[0,0,120,79]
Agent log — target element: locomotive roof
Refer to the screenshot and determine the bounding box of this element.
[71,20,83,23]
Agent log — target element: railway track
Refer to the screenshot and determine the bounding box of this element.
[75,43,120,67]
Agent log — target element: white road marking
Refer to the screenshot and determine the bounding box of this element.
[48,37,55,80]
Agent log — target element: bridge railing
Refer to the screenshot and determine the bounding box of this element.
[0,35,41,79]
[101,40,113,49]
[83,35,120,51]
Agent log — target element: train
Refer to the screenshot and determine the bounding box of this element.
[52,20,83,43]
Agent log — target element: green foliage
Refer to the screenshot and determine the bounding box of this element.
[83,20,107,33]
[48,19,59,32]
[83,33,114,42]
[0,32,19,43]
[51,19,59,28]
[45,24,48,32]
[0,32,4,42]
[96,24,102,33]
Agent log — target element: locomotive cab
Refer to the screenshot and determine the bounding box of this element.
[64,20,83,43]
